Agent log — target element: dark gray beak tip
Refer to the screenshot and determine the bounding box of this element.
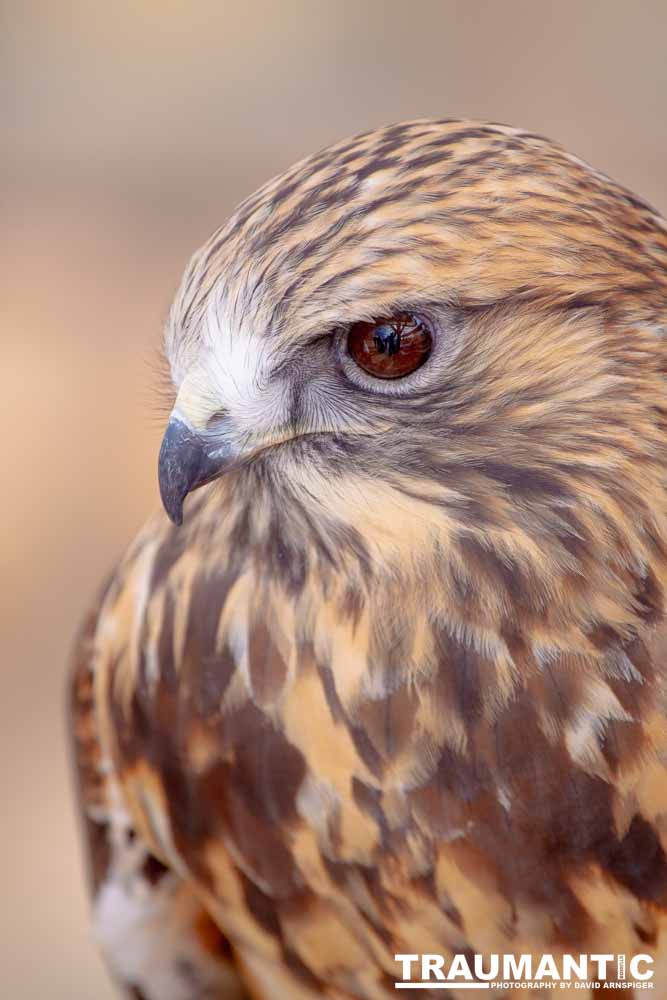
[158,419,192,525]
[158,416,233,526]
[163,491,185,527]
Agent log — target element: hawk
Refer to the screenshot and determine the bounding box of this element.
[70,120,667,998]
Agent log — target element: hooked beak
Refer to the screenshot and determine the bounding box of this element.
[158,416,236,526]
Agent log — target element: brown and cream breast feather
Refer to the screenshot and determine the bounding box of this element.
[70,120,667,999]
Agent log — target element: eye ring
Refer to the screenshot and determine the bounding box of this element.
[346,312,432,380]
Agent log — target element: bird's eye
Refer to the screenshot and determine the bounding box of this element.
[347,313,432,379]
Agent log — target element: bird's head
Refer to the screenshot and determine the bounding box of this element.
[159,120,667,637]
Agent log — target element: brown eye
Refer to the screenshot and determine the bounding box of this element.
[347,313,432,379]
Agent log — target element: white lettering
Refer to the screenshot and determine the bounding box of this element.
[474,953,500,981]
[421,955,445,981]
[590,955,614,979]
[562,954,588,981]
[394,954,418,980]
[535,954,561,981]
[504,954,532,980]
[448,953,474,980]
[629,955,653,982]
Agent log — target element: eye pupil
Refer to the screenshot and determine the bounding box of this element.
[347,313,432,380]
[373,326,401,356]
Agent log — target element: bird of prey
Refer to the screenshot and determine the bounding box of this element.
[70,120,667,999]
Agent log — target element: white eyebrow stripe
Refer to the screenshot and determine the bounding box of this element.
[185,294,294,448]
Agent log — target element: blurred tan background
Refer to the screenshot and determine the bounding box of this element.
[3,1,667,996]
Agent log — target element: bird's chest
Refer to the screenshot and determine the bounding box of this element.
[108,589,422,862]
[101,570,667,976]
